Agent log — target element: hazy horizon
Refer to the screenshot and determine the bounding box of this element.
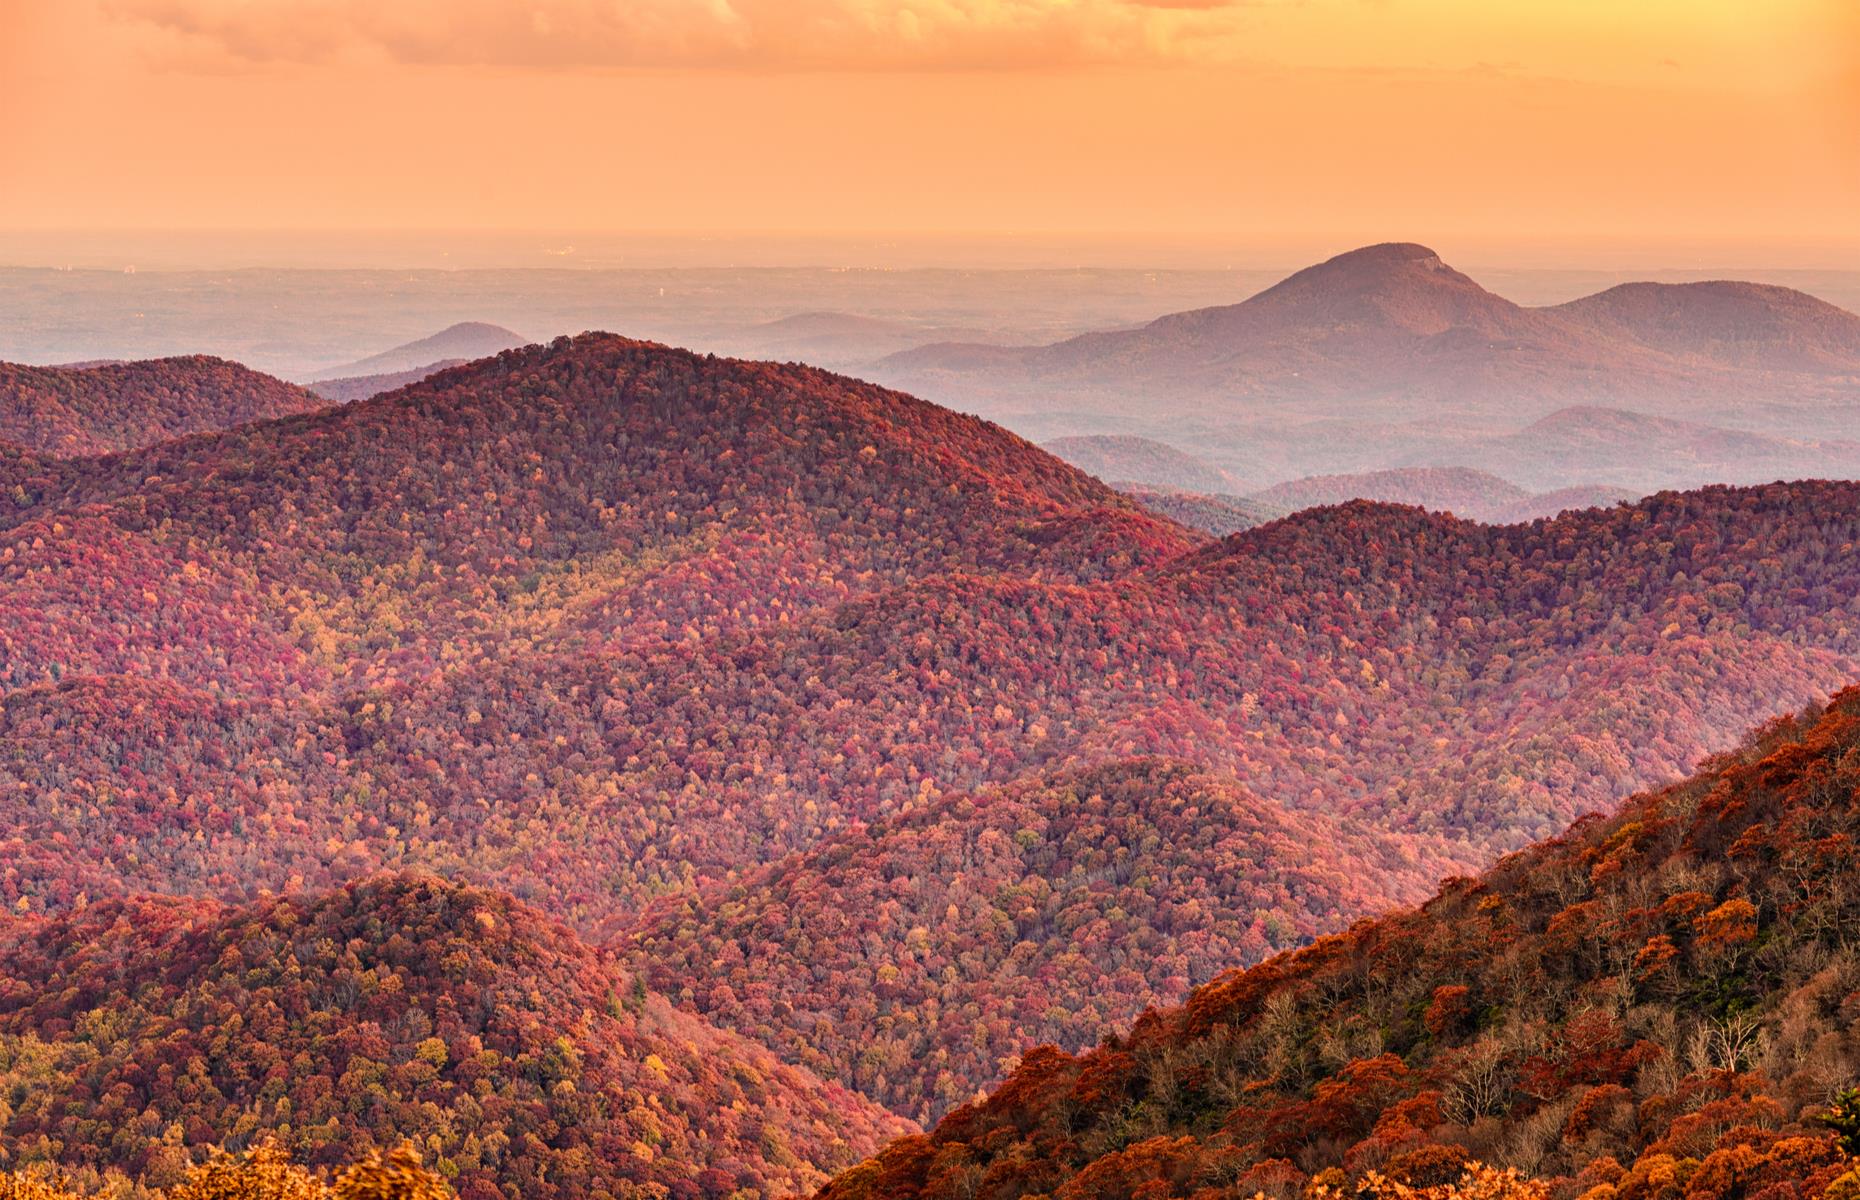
[8,228,1860,274]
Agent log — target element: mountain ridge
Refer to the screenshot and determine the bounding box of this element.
[0,356,329,457]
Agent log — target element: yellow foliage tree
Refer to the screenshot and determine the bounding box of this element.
[330,1145,449,1200]
[0,1171,84,1200]
[165,1142,328,1200]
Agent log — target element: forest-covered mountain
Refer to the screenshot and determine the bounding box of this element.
[0,873,908,1199]
[0,358,328,457]
[819,688,1860,1199]
[2,333,1858,1195]
[624,760,1441,1123]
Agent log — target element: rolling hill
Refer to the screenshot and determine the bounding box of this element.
[0,357,329,457]
[306,322,529,382]
[0,873,909,1199]
[625,759,1442,1124]
[819,688,1860,1198]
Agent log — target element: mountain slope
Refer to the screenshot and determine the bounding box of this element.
[0,357,328,457]
[5,485,1856,998]
[0,333,1192,696]
[625,760,1444,1124]
[820,689,1860,1198]
[307,321,528,381]
[0,873,910,1199]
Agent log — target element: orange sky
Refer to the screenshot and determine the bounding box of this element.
[2,0,1857,252]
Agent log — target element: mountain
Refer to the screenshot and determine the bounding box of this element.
[1041,435,1248,493]
[7,480,1858,1126]
[307,322,529,381]
[1249,467,1636,524]
[870,243,1860,487]
[1553,279,1860,374]
[0,873,909,1198]
[0,357,328,457]
[1452,405,1860,493]
[625,759,1444,1124]
[874,243,1671,421]
[308,357,470,403]
[0,333,1187,697]
[818,688,1860,1198]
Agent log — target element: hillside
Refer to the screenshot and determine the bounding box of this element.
[626,760,1443,1124]
[0,333,1190,696]
[0,874,909,1199]
[1249,468,1634,524]
[0,357,328,457]
[819,688,1860,1198]
[5,480,1858,1127]
[1042,435,1247,493]
[870,243,1860,488]
[307,322,529,381]
[9,483,1856,931]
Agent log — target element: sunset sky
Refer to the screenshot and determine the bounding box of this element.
[3,0,1857,257]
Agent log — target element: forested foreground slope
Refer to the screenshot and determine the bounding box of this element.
[819,690,1860,1200]
[0,875,910,1200]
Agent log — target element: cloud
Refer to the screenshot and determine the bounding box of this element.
[108,0,1261,71]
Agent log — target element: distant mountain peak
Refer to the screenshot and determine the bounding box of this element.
[1321,241,1447,268]
[308,320,529,381]
[1264,241,1487,299]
